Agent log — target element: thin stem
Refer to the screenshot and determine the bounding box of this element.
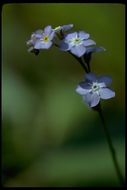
[80,55,91,72]
[69,52,88,73]
[53,42,59,47]
[53,43,88,73]
[93,103,124,186]
[87,62,91,72]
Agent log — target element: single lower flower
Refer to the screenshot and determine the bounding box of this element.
[26,26,55,52]
[59,31,96,57]
[76,72,115,107]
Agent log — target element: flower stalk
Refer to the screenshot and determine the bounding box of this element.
[77,56,124,185]
[69,52,88,73]
[93,103,124,186]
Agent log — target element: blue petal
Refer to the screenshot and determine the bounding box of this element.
[44,26,52,35]
[83,39,96,47]
[62,24,74,31]
[34,41,52,49]
[33,30,43,39]
[35,29,43,35]
[99,88,115,99]
[85,73,97,82]
[83,93,100,107]
[86,47,106,54]
[59,41,69,51]
[76,85,90,95]
[97,76,112,85]
[48,30,55,40]
[70,45,86,57]
[79,82,91,89]
[78,31,90,40]
[65,32,77,41]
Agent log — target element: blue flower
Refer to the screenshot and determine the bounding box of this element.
[26,26,55,52]
[26,29,43,52]
[76,73,115,107]
[59,31,96,57]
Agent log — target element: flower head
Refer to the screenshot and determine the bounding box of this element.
[26,26,55,53]
[76,73,115,107]
[59,31,96,57]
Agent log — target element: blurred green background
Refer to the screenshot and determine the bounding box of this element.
[2,3,125,187]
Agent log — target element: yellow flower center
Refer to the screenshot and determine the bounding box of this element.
[43,35,49,42]
[74,38,81,44]
[69,37,82,45]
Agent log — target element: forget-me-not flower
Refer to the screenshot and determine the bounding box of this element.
[59,31,96,57]
[26,26,55,52]
[76,73,115,107]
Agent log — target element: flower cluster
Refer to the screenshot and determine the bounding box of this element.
[26,24,115,108]
[26,24,96,57]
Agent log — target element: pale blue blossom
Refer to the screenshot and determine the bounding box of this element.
[59,31,96,57]
[76,73,115,107]
[26,26,55,52]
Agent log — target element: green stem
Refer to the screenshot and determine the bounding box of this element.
[93,103,124,186]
